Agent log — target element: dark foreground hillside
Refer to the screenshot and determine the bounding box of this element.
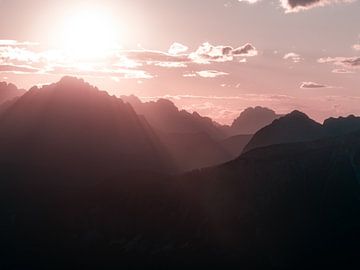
[1,131,360,269]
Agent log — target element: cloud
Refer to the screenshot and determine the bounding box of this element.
[283,52,302,63]
[238,0,259,3]
[0,39,256,80]
[332,68,355,74]
[189,42,257,64]
[318,56,360,69]
[280,0,355,13]
[168,42,189,55]
[0,64,40,73]
[196,70,229,78]
[237,0,356,12]
[300,81,329,89]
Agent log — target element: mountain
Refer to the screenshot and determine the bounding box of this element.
[243,110,325,152]
[229,106,281,135]
[323,114,360,136]
[121,95,240,171]
[179,131,360,268]
[0,81,25,104]
[0,77,173,177]
[1,121,359,269]
[121,95,226,140]
[243,111,360,153]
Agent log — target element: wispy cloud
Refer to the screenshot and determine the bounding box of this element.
[318,56,360,69]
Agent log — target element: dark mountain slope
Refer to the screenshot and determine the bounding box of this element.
[178,131,360,268]
[220,134,253,158]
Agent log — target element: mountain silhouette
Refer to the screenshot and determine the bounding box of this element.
[0,81,25,104]
[323,114,360,136]
[0,77,173,177]
[1,78,360,269]
[243,110,325,152]
[1,114,360,269]
[121,95,226,140]
[244,110,360,153]
[121,95,245,170]
[229,106,281,135]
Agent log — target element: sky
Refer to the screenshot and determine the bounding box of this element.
[0,0,359,124]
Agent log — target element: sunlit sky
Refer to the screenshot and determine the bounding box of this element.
[0,0,359,124]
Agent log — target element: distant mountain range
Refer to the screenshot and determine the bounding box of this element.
[0,81,25,104]
[121,95,254,170]
[1,77,360,269]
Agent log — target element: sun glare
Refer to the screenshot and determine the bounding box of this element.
[61,9,119,59]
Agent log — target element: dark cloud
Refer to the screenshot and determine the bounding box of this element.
[281,0,355,12]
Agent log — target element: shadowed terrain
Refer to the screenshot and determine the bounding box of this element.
[0,78,360,269]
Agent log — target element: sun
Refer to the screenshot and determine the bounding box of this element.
[61,9,119,59]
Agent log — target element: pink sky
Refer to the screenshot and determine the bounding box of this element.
[0,0,359,124]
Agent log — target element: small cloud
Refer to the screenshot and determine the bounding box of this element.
[189,42,257,64]
[300,81,329,89]
[332,68,355,74]
[154,61,187,68]
[168,42,188,55]
[196,70,229,78]
[283,52,302,63]
[238,0,259,3]
[280,0,355,13]
[183,73,197,77]
[237,0,355,13]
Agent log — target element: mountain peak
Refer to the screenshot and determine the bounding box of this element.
[230,106,281,135]
[243,110,324,153]
[285,110,310,119]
